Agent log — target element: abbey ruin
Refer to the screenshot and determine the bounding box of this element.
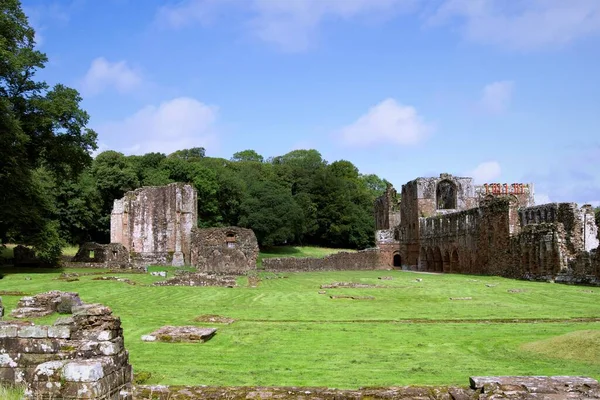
[375,173,600,284]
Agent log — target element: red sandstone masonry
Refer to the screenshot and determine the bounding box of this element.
[262,249,388,272]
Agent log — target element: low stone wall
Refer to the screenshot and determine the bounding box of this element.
[72,242,131,269]
[190,227,258,274]
[0,298,132,399]
[135,376,600,399]
[262,249,386,272]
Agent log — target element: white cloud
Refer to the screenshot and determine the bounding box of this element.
[534,193,551,205]
[428,0,600,50]
[339,98,433,146]
[469,161,501,183]
[480,80,514,114]
[96,97,218,155]
[156,0,416,52]
[81,58,142,96]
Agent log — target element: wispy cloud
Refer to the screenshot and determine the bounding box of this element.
[80,57,143,96]
[338,98,433,146]
[156,0,416,52]
[468,161,501,183]
[428,0,600,50]
[480,80,514,114]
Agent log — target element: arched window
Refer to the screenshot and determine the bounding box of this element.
[436,180,457,210]
[393,253,402,267]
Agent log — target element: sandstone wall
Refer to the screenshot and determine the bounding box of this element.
[0,301,132,399]
[262,249,386,272]
[111,183,197,266]
[190,227,258,274]
[72,242,131,269]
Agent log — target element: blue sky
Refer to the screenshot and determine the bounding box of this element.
[22,0,600,205]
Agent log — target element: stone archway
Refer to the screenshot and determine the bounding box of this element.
[442,249,451,272]
[393,253,402,268]
[420,247,428,270]
[436,180,457,210]
[433,247,443,272]
[451,248,459,272]
[427,248,435,272]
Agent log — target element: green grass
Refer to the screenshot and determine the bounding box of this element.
[0,385,25,400]
[1,267,599,388]
[521,330,600,364]
[0,243,79,260]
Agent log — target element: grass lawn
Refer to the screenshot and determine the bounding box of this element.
[1,267,599,388]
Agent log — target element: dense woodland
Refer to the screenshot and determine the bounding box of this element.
[0,0,389,264]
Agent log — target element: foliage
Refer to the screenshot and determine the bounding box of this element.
[0,384,25,400]
[1,267,599,387]
[595,206,600,229]
[0,0,96,263]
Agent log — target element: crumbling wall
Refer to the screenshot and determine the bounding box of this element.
[262,249,386,272]
[190,227,258,274]
[71,242,131,269]
[0,297,132,399]
[374,186,401,230]
[111,183,197,266]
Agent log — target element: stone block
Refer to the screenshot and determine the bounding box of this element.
[0,324,18,338]
[63,360,105,382]
[33,360,67,381]
[0,366,15,382]
[72,303,112,316]
[18,325,48,338]
[48,325,71,339]
[0,353,18,368]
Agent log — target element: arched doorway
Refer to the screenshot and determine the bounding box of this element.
[427,248,435,272]
[442,250,451,272]
[393,253,402,268]
[451,249,459,272]
[420,247,428,270]
[433,247,442,272]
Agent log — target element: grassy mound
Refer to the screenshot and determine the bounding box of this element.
[521,330,600,365]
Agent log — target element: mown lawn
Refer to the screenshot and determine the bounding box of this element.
[1,267,599,387]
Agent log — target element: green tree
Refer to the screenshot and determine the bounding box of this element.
[231,149,264,163]
[595,207,600,230]
[239,181,304,247]
[0,0,97,263]
[168,147,205,160]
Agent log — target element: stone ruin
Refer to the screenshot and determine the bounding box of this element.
[375,173,600,285]
[70,242,130,269]
[111,183,197,267]
[190,227,258,274]
[0,292,132,399]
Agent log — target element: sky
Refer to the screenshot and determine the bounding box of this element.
[21,0,600,206]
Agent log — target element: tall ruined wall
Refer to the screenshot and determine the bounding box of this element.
[262,249,386,272]
[399,174,477,267]
[190,227,258,274]
[374,186,401,230]
[0,301,132,399]
[111,183,197,266]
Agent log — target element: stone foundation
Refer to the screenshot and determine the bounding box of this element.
[0,297,132,399]
[134,376,599,399]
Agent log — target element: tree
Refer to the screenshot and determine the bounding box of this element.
[231,149,264,163]
[595,207,600,230]
[168,147,205,160]
[0,0,97,263]
[239,181,304,247]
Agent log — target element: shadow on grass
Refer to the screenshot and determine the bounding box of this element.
[0,266,64,278]
[259,246,303,257]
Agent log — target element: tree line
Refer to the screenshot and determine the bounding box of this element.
[59,147,390,250]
